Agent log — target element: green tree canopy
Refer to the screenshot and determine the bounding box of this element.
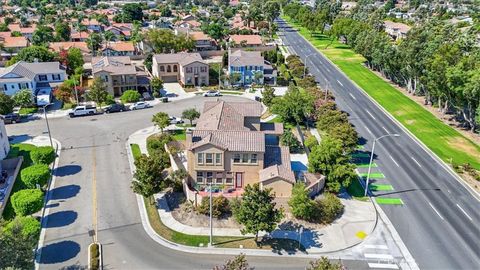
[87,77,109,106]
[0,93,14,115]
[7,46,56,66]
[12,89,33,108]
[181,108,200,126]
[152,112,170,133]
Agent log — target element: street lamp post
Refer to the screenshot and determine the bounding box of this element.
[303,53,315,78]
[43,104,54,149]
[364,133,400,196]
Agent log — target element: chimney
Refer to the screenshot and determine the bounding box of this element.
[186,129,193,148]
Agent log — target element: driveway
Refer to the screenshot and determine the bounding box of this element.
[162,83,194,100]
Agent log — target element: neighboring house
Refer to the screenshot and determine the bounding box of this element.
[228,50,277,85]
[229,35,263,48]
[92,56,150,96]
[189,31,217,51]
[71,31,91,42]
[101,41,136,56]
[0,61,66,96]
[8,23,36,40]
[49,42,90,56]
[0,120,9,160]
[105,23,132,40]
[185,100,297,198]
[81,18,103,32]
[384,21,411,40]
[152,52,209,86]
[0,36,29,60]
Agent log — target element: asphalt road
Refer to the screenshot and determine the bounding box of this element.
[6,96,370,270]
[277,19,480,270]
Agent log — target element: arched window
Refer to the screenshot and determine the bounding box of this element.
[173,65,178,72]
[167,65,171,72]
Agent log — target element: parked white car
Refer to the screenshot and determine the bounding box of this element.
[129,102,149,110]
[69,106,97,117]
[169,116,184,124]
[203,90,221,97]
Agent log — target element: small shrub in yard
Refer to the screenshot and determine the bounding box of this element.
[11,189,44,216]
[3,216,41,238]
[288,182,316,221]
[315,193,344,224]
[304,136,319,150]
[120,90,141,103]
[146,133,173,155]
[21,164,51,188]
[280,130,302,153]
[90,243,100,270]
[197,195,230,218]
[31,146,55,165]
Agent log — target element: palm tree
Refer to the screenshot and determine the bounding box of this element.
[103,31,115,56]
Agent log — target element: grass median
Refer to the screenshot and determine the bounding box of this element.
[282,16,480,170]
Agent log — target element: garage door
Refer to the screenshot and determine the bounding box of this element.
[162,76,178,83]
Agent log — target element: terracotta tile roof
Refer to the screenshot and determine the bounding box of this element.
[103,41,135,52]
[202,100,262,117]
[71,31,91,40]
[8,24,21,32]
[0,32,11,39]
[190,31,211,41]
[49,42,89,53]
[153,52,205,66]
[190,130,265,152]
[260,146,295,184]
[230,35,262,45]
[2,36,28,48]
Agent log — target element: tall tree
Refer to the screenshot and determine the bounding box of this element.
[181,108,200,126]
[32,25,55,46]
[232,183,283,241]
[152,112,170,133]
[87,77,109,106]
[131,154,166,200]
[0,93,14,115]
[55,21,71,41]
[87,33,103,56]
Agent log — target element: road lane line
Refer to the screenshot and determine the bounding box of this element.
[411,157,422,168]
[349,93,357,100]
[365,126,373,135]
[337,79,343,86]
[389,155,400,167]
[92,139,98,242]
[364,244,389,250]
[382,126,389,133]
[428,202,444,220]
[366,110,376,120]
[456,204,473,221]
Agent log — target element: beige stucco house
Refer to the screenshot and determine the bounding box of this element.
[185,100,296,197]
[152,53,209,86]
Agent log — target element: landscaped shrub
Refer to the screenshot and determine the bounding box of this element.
[315,193,344,224]
[280,130,302,153]
[3,216,41,238]
[146,133,173,155]
[21,164,50,188]
[288,183,315,221]
[11,189,44,216]
[31,146,55,165]
[120,90,141,103]
[197,195,230,218]
[90,243,100,270]
[304,136,319,150]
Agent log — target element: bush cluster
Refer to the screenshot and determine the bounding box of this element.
[21,164,50,188]
[197,195,230,218]
[120,90,141,103]
[146,133,173,156]
[31,146,55,165]
[11,189,44,216]
[280,130,302,153]
[3,216,41,238]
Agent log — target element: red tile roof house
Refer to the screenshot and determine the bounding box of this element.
[105,23,133,40]
[49,42,90,56]
[101,41,136,56]
[173,30,217,51]
[70,31,91,42]
[229,34,263,48]
[185,100,304,198]
[0,36,29,61]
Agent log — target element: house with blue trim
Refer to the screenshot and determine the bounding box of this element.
[228,50,277,86]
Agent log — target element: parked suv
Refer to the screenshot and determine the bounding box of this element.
[1,113,21,124]
[105,103,126,113]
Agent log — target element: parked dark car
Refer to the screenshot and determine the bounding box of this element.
[105,103,127,113]
[1,113,21,124]
[142,92,154,101]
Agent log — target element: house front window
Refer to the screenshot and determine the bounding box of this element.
[197,153,204,164]
[250,154,257,164]
[52,74,61,80]
[38,75,48,81]
[206,172,213,183]
[197,171,204,183]
[186,67,192,73]
[173,65,178,72]
[215,153,222,165]
[225,172,233,185]
[167,65,171,72]
[233,153,241,163]
[200,66,207,72]
[216,172,223,184]
[241,153,248,163]
[160,65,165,72]
[186,77,192,84]
[205,153,213,164]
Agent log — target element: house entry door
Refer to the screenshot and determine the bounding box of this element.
[235,173,243,188]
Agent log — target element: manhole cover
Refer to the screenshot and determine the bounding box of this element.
[90,119,97,121]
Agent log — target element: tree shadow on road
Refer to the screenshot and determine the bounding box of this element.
[42,210,78,228]
[54,165,82,177]
[37,240,81,264]
[49,184,81,200]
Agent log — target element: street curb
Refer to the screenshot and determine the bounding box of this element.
[34,137,62,270]
[125,132,376,258]
[284,18,480,202]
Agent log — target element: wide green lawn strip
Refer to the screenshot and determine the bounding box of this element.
[356,163,377,168]
[359,172,385,179]
[170,129,186,141]
[375,198,404,205]
[282,16,480,170]
[346,179,369,201]
[130,144,141,160]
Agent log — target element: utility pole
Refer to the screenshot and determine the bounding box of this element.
[73,76,79,105]
[364,134,400,196]
[209,182,213,247]
[43,104,53,149]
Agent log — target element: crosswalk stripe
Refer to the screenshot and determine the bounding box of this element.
[368,263,399,269]
[364,244,389,250]
[364,253,394,260]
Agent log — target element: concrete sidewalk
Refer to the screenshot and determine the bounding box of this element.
[128,127,377,253]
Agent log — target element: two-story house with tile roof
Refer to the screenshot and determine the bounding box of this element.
[185,100,296,197]
[0,61,66,96]
[228,50,277,86]
[152,52,209,86]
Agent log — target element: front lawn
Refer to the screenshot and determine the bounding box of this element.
[170,129,186,141]
[282,16,480,170]
[130,144,141,160]
[19,107,38,115]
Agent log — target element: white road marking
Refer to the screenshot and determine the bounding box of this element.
[366,110,376,120]
[337,79,343,86]
[364,244,389,250]
[349,93,357,100]
[368,263,399,269]
[411,157,422,168]
[389,155,400,167]
[364,253,394,260]
[365,126,373,135]
[447,189,451,194]
[382,126,389,133]
[456,204,473,221]
[428,202,444,220]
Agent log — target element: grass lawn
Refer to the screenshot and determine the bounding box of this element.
[358,172,385,179]
[19,107,38,115]
[267,115,294,130]
[62,103,76,110]
[170,129,186,141]
[346,179,368,201]
[143,197,304,250]
[130,144,141,160]
[220,90,244,95]
[356,163,377,168]
[375,197,404,205]
[282,16,480,170]
[3,144,40,220]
